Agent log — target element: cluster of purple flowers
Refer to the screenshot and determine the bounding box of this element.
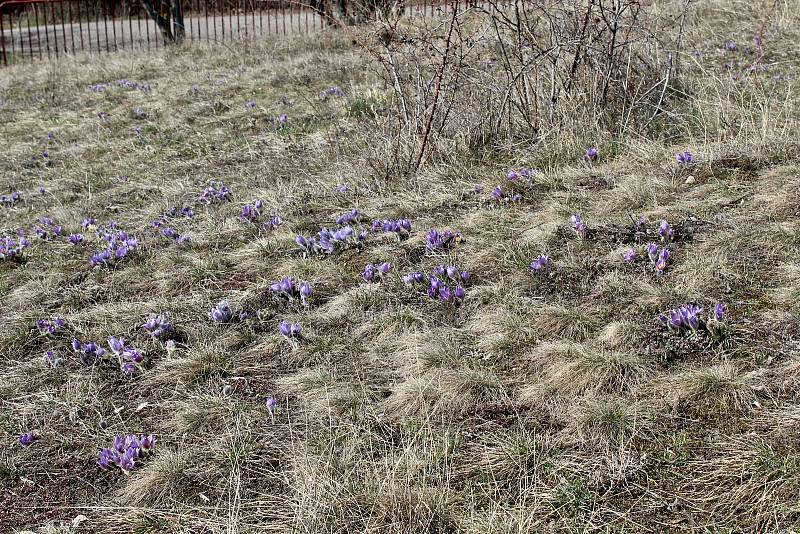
[209,300,233,323]
[1,191,21,206]
[335,208,363,226]
[278,320,302,341]
[506,168,536,182]
[490,185,522,203]
[585,147,599,162]
[320,86,345,99]
[276,114,289,126]
[240,200,283,231]
[647,243,670,275]
[362,262,392,281]
[116,79,151,91]
[676,150,693,164]
[245,100,257,110]
[36,317,66,335]
[89,83,107,92]
[18,431,37,446]
[425,228,462,253]
[270,276,312,305]
[403,265,469,304]
[296,226,367,256]
[1,234,30,260]
[142,313,172,339]
[90,223,139,267]
[108,336,145,375]
[71,339,107,365]
[68,233,84,245]
[157,225,192,244]
[371,218,411,239]
[528,254,551,273]
[199,181,232,204]
[657,303,725,335]
[98,434,156,475]
[35,216,63,239]
[571,214,588,237]
[164,206,195,219]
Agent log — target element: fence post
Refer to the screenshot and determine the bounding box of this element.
[172,0,184,41]
[0,9,7,66]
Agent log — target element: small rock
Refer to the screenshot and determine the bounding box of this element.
[685,175,695,184]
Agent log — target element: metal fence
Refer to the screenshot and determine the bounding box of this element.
[0,0,450,65]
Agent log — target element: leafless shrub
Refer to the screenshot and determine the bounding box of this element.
[360,0,690,174]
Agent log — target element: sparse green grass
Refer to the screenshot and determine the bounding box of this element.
[2,1,800,532]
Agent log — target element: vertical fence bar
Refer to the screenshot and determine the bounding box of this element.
[59,1,67,54]
[42,2,51,59]
[0,11,7,66]
[235,0,239,36]
[79,0,88,55]
[68,1,76,54]
[112,2,120,52]
[127,1,134,51]
[51,1,59,58]
[102,1,109,52]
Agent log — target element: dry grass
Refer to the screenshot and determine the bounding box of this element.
[2,0,800,532]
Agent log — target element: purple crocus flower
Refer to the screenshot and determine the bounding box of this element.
[69,233,84,245]
[18,431,36,446]
[529,254,550,272]
[658,220,674,242]
[277,114,289,125]
[209,300,233,323]
[647,243,659,263]
[714,303,726,321]
[362,263,376,281]
[108,336,125,354]
[266,396,277,413]
[245,100,257,110]
[571,214,588,237]
[278,320,302,339]
[655,248,670,275]
[585,147,599,161]
[97,447,119,469]
[676,150,693,164]
[623,249,636,263]
[454,285,466,301]
[299,282,312,300]
[377,262,392,275]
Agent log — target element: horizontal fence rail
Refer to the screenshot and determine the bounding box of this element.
[0,0,454,65]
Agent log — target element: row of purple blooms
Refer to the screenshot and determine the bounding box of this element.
[97,434,156,475]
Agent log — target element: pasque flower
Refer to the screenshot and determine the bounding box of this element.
[71,339,107,365]
[658,220,674,242]
[676,150,693,164]
[426,228,462,253]
[98,434,156,474]
[142,313,172,339]
[571,214,588,237]
[18,431,37,446]
[585,147,599,161]
[199,181,232,204]
[209,300,233,323]
[529,254,550,273]
[659,302,728,335]
[623,249,636,263]
[372,218,411,240]
[270,276,313,305]
[36,317,66,335]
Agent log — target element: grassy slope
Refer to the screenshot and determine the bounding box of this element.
[1,2,800,532]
